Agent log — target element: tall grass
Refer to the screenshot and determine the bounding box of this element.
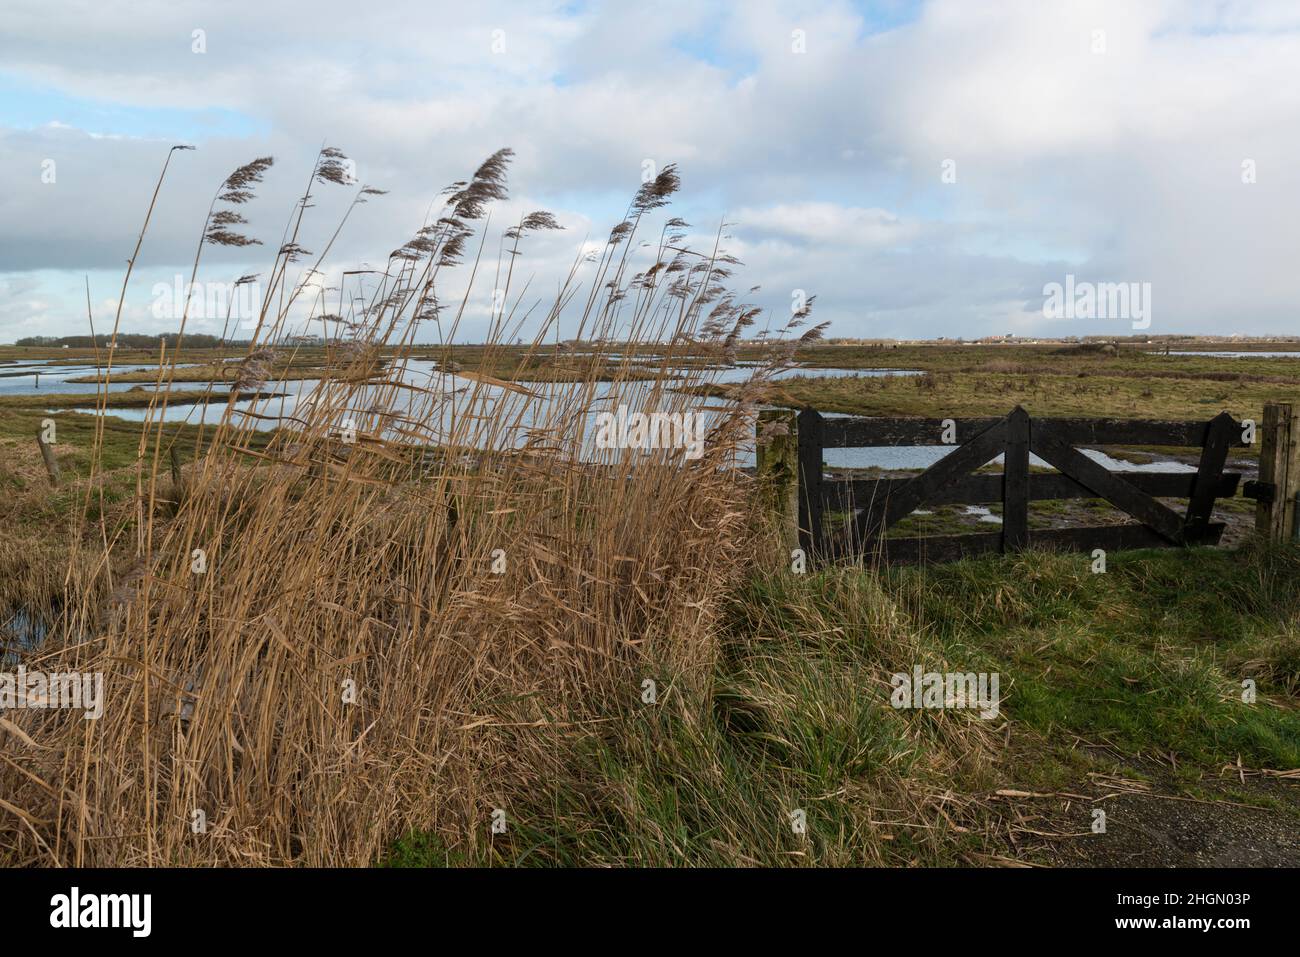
[11,150,1292,869]
[0,148,815,866]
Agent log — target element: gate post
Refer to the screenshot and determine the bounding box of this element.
[1256,401,1300,544]
[796,409,825,565]
[756,409,799,556]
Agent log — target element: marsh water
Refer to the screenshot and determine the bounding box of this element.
[9,357,1196,472]
[0,359,200,396]
[0,607,49,664]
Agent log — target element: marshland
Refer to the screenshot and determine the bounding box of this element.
[1,139,1298,869]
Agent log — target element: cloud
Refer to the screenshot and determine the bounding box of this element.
[730,202,923,246]
[1,0,1298,341]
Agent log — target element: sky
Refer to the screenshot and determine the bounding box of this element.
[1,0,1298,343]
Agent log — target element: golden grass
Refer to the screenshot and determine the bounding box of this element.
[0,147,811,866]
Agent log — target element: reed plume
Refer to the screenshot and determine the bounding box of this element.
[0,147,797,867]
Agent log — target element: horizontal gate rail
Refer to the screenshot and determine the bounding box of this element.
[824,471,1241,510]
[821,415,1253,449]
[821,523,1229,566]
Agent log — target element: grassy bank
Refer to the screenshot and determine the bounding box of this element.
[0,399,276,619]
[390,542,1300,867]
[634,341,1300,432]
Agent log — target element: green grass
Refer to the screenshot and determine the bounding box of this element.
[0,402,278,616]
[388,543,1300,867]
[678,342,1300,427]
[896,547,1300,762]
[390,540,1300,863]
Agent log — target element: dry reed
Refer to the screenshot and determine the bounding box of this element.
[0,148,808,866]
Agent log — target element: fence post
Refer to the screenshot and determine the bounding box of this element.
[756,409,799,556]
[796,409,825,565]
[1256,401,1300,544]
[36,426,61,486]
[169,444,185,505]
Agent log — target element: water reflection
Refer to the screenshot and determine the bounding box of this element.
[25,359,1195,472]
[0,359,201,397]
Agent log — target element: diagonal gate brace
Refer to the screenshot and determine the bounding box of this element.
[1030,419,1186,545]
[857,415,1010,545]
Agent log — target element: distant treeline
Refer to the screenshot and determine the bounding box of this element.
[15,334,251,349]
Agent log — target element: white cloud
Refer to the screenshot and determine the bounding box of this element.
[730,202,922,246]
[1,0,1298,341]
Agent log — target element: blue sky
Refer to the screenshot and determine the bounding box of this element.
[1,0,1298,343]
[0,73,269,141]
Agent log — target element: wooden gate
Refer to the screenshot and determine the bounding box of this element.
[788,406,1245,565]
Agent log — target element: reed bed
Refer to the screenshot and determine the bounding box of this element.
[0,147,818,866]
[6,152,1299,869]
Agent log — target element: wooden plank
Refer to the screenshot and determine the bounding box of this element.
[35,428,61,486]
[1030,419,1187,544]
[868,523,1225,566]
[823,414,1247,449]
[1286,404,1300,543]
[857,416,1009,540]
[1242,479,1274,504]
[1040,417,1245,448]
[756,410,799,554]
[823,471,1239,509]
[1257,401,1300,543]
[823,416,1001,448]
[1184,411,1234,534]
[1003,406,1030,551]
[796,408,825,563]
[1255,403,1284,541]
[864,530,1003,565]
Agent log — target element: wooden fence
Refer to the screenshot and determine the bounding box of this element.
[756,401,1300,567]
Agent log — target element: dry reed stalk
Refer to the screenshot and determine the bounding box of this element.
[0,148,811,866]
